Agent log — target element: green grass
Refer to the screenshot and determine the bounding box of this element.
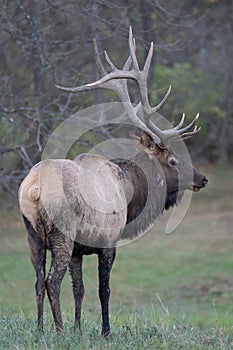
[0,165,233,348]
[1,311,233,349]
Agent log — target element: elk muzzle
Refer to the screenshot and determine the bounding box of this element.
[192,168,208,192]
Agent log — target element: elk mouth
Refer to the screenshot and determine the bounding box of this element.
[191,175,208,192]
[192,185,202,192]
[192,182,207,192]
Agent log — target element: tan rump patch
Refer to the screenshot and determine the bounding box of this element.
[28,185,41,201]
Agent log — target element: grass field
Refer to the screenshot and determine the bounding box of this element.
[0,165,233,349]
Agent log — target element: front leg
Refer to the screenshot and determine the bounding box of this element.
[98,248,116,336]
[69,254,84,332]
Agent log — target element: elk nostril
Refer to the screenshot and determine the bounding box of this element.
[202,177,208,185]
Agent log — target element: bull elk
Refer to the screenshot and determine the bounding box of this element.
[18,27,208,336]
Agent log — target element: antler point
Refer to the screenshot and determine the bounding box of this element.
[129,26,133,38]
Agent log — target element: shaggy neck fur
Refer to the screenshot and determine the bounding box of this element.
[113,150,173,239]
[164,191,178,210]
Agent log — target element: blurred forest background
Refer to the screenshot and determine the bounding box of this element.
[0,0,232,205]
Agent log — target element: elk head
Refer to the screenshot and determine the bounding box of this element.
[130,130,208,210]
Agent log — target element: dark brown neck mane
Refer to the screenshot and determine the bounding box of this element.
[113,150,176,240]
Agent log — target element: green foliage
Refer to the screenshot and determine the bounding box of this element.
[150,63,224,129]
[1,311,233,349]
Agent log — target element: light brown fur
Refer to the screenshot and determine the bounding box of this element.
[19,155,127,247]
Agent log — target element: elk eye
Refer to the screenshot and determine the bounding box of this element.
[168,157,178,167]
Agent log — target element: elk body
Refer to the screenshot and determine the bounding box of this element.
[19,27,208,335]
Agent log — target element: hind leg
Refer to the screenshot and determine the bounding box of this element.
[69,254,84,332]
[45,231,74,333]
[23,215,46,331]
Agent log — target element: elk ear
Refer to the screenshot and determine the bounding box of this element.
[140,132,166,157]
[130,131,153,148]
[130,131,153,147]
[130,132,163,156]
[140,131,154,148]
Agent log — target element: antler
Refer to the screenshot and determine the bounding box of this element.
[56,26,200,146]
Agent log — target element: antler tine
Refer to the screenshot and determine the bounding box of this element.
[104,50,117,71]
[143,41,154,78]
[171,125,201,143]
[123,55,132,70]
[177,113,199,134]
[181,125,201,139]
[94,38,107,76]
[129,26,140,71]
[174,113,185,130]
[153,84,172,113]
[146,111,200,146]
[122,36,135,71]
[55,83,97,93]
[150,111,185,135]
